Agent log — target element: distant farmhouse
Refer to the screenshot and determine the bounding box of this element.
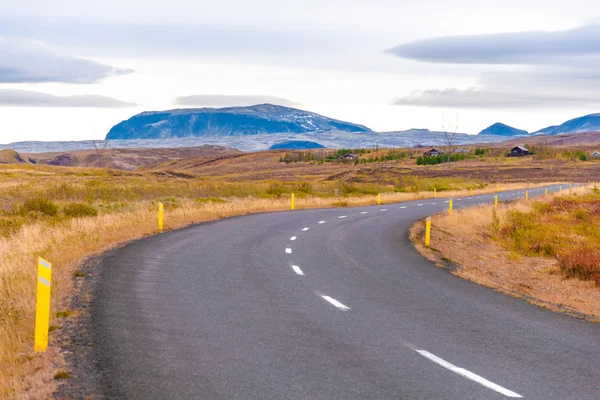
[507,146,529,157]
[338,153,356,160]
[424,148,445,157]
[592,151,600,159]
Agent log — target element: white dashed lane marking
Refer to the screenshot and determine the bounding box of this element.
[361,211,368,214]
[339,215,347,219]
[285,248,292,254]
[321,295,351,311]
[290,236,297,241]
[414,350,523,398]
[291,265,304,276]
[400,206,407,209]
[417,204,423,207]
[380,209,388,212]
[302,227,309,231]
[318,221,326,224]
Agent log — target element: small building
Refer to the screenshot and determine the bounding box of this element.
[424,148,445,157]
[592,151,600,159]
[338,153,356,160]
[507,146,529,157]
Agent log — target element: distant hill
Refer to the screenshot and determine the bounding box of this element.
[106,104,372,140]
[269,141,325,150]
[478,123,528,136]
[533,113,600,135]
[23,145,239,171]
[0,149,26,164]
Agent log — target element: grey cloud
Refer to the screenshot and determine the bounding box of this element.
[175,94,297,107]
[0,37,134,83]
[393,87,600,109]
[0,89,136,107]
[386,23,600,65]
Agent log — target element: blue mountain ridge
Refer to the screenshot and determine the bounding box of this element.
[533,113,600,135]
[106,104,371,140]
[478,122,528,136]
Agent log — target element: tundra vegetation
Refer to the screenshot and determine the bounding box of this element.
[413,185,600,322]
[0,145,592,397]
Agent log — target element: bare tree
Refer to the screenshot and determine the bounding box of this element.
[91,138,110,167]
[441,113,459,163]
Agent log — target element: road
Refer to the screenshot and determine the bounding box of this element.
[92,184,600,399]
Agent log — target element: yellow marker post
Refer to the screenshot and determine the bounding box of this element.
[425,217,431,247]
[526,191,529,200]
[434,188,437,198]
[158,202,164,231]
[494,195,498,208]
[545,188,548,196]
[469,188,473,197]
[448,199,453,216]
[377,193,381,205]
[34,258,52,352]
[291,193,295,211]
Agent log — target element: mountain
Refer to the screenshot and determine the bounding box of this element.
[269,140,325,150]
[533,113,600,135]
[106,104,371,140]
[478,123,528,136]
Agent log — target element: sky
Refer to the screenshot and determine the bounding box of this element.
[1,0,600,143]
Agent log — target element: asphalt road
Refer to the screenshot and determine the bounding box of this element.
[93,184,600,399]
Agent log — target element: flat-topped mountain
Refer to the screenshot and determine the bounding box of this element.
[478,123,528,136]
[106,104,372,140]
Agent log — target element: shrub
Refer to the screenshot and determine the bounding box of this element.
[62,203,98,218]
[195,197,227,204]
[0,218,24,238]
[558,245,600,285]
[20,197,58,216]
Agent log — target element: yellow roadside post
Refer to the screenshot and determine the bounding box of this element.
[425,217,431,247]
[494,195,498,207]
[449,199,453,216]
[34,258,52,352]
[469,188,473,197]
[526,191,529,200]
[291,193,295,210]
[158,202,164,231]
[377,193,381,205]
[434,188,437,198]
[545,188,548,196]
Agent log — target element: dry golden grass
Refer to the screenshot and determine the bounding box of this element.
[0,172,547,398]
[412,185,600,320]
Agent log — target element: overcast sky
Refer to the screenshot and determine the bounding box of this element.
[1,0,600,142]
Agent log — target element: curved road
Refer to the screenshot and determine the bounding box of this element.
[93,184,600,399]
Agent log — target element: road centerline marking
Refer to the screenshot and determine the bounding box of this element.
[321,295,351,311]
[380,208,387,211]
[399,206,407,209]
[318,220,326,224]
[339,215,347,218]
[285,248,292,254]
[414,350,522,398]
[291,265,304,276]
[290,236,297,241]
[302,227,309,231]
[361,211,368,214]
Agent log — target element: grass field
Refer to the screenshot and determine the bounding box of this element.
[412,185,600,321]
[0,149,586,397]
